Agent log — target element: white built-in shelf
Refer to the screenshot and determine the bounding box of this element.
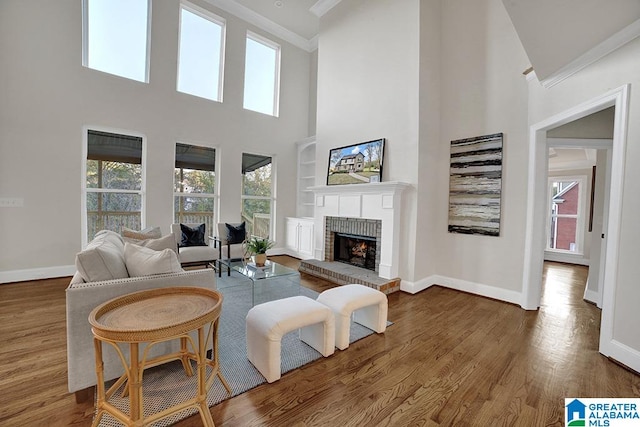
[296,137,316,218]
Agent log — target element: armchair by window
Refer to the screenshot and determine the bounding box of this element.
[215,222,248,277]
[171,223,219,268]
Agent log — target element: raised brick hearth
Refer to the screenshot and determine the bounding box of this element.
[299,259,400,294]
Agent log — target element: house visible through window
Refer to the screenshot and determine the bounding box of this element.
[82,0,151,83]
[177,2,225,101]
[241,153,273,238]
[547,177,586,253]
[243,32,280,116]
[85,129,143,243]
[174,143,217,235]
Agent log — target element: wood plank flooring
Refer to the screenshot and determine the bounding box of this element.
[0,258,638,426]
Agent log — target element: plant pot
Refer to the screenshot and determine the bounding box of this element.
[252,253,267,267]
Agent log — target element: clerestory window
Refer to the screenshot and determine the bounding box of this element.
[177,2,226,102]
[243,32,280,117]
[82,0,151,83]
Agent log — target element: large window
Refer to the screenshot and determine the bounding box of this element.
[177,2,225,101]
[547,177,586,254]
[243,32,280,116]
[82,0,151,83]
[85,129,144,243]
[175,144,217,235]
[241,153,274,238]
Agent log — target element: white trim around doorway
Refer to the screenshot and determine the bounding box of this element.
[521,84,630,366]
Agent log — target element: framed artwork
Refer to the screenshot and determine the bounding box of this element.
[327,138,385,185]
[448,133,503,236]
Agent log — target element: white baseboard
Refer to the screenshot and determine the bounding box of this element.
[401,274,523,306]
[602,339,640,374]
[0,265,76,284]
[583,288,600,306]
[543,251,590,266]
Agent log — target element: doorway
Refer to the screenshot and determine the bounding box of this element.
[521,84,630,361]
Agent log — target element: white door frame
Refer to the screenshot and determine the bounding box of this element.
[521,84,629,360]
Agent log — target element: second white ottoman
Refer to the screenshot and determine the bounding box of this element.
[316,284,388,350]
[246,296,335,383]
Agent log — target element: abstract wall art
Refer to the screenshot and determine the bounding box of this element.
[448,133,503,236]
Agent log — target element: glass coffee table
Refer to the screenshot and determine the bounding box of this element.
[230,259,300,306]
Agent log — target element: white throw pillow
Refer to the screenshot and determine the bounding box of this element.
[75,230,128,282]
[122,226,162,241]
[123,234,177,253]
[123,242,183,277]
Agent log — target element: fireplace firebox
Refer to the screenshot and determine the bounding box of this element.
[333,233,377,271]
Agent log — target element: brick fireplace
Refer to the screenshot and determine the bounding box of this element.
[299,181,409,294]
[324,216,382,272]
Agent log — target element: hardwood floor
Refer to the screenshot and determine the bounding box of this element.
[1,259,638,426]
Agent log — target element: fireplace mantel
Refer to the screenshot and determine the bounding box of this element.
[310,181,409,279]
[309,181,410,196]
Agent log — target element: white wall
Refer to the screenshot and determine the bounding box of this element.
[0,0,311,278]
[315,0,421,280]
[528,36,640,360]
[429,0,531,293]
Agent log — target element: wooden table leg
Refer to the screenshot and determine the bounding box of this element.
[129,343,142,423]
[197,326,215,427]
[91,338,105,427]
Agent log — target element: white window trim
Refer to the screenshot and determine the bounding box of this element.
[241,154,277,239]
[546,175,587,255]
[81,0,152,83]
[81,126,147,248]
[173,141,220,224]
[244,30,281,117]
[177,1,227,102]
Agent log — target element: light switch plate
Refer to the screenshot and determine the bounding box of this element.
[0,198,24,207]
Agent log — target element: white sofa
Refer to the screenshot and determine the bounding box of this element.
[66,230,216,402]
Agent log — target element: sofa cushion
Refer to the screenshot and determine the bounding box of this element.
[123,243,183,277]
[124,234,177,253]
[75,230,128,282]
[180,223,207,247]
[122,226,161,241]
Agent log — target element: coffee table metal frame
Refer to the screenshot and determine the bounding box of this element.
[89,287,231,427]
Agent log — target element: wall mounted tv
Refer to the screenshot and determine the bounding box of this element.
[327,138,385,186]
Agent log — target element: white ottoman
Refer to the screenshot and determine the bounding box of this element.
[246,296,335,383]
[316,284,388,350]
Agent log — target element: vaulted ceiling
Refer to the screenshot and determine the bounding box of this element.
[501,0,640,86]
[211,1,640,86]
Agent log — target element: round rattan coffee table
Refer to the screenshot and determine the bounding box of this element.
[89,287,230,427]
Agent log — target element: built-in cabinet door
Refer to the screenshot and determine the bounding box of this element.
[285,217,314,259]
[285,218,299,250]
[297,220,314,259]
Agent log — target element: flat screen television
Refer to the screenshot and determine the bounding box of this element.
[326,138,385,186]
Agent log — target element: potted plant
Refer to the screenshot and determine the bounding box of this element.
[245,236,274,267]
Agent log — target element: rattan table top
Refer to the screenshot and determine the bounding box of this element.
[89,287,222,342]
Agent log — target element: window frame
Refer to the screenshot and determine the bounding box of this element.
[241,153,276,239]
[81,0,152,83]
[546,175,587,254]
[176,1,226,102]
[173,142,219,232]
[81,126,147,247]
[243,31,281,117]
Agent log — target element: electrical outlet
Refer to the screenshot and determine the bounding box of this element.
[0,198,24,208]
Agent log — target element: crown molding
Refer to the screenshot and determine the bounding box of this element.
[310,0,343,18]
[540,18,640,88]
[203,0,315,52]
